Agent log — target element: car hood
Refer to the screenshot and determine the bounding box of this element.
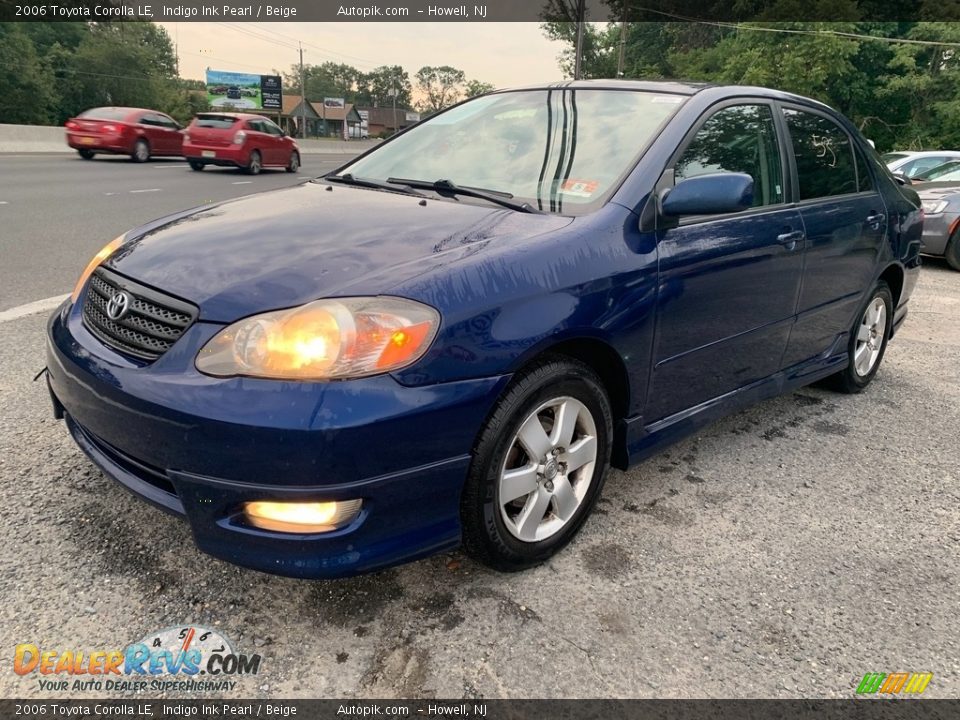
[913,182,960,198]
[105,182,573,322]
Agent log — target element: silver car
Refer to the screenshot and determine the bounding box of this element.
[915,170,960,270]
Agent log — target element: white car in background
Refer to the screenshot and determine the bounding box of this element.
[883,150,960,179]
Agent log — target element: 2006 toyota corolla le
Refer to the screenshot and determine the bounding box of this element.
[46,81,922,578]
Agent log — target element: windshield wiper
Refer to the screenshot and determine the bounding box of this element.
[386,178,539,213]
[320,173,426,197]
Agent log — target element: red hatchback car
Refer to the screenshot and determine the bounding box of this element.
[65,107,184,162]
[183,113,300,174]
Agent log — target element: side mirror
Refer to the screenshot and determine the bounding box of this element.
[892,171,912,186]
[660,172,754,217]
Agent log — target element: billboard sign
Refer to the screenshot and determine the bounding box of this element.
[323,98,345,109]
[206,69,282,110]
[405,111,421,122]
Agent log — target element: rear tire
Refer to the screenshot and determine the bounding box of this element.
[188,160,205,171]
[131,139,150,163]
[946,232,960,271]
[461,356,613,571]
[245,150,262,175]
[825,281,893,394]
[78,149,94,160]
[285,151,300,173]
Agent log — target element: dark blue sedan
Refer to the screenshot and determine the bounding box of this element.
[46,81,922,578]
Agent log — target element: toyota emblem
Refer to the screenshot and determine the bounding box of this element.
[106,291,131,320]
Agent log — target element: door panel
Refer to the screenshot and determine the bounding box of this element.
[779,107,886,367]
[649,208,805,421]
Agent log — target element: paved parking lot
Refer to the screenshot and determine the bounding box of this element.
[0,156,957,699]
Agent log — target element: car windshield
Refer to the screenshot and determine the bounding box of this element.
[919,161,960,181]
[882,152,909,163]
[79,108,130,121]
[338,89,686,213]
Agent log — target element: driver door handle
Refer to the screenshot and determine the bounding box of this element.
[866,213,886,229]
[776,230,804,251]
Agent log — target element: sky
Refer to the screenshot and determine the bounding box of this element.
[158,22,569,93]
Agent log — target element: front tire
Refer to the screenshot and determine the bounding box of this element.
[131,139,150,163]
[826,281,893,393]
[285,151,300,173]
[78,149,95,160]
[946,232,960,271]
[188,160,205,171]
[461,357,613,571]
[245,150,262,175]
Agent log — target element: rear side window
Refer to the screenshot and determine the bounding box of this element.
[783,109,857,200]
[79,108,129,121]
[675,104,784,207]
[194,115,238,129]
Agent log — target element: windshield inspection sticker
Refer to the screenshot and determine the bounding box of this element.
[559,179,600,197]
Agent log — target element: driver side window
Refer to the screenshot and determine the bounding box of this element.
[675,104,784,207]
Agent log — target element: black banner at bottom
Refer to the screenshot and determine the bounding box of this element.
[2,699,959,720]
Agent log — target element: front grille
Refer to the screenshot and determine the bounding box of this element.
[82,267,198,361]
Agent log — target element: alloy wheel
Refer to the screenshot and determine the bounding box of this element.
[854,296,887,377]
[498,396,598,542]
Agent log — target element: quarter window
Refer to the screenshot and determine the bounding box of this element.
[783,109,857,200]
[675,104,784,207]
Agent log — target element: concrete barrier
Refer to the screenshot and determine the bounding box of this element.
[0,124,67,153]
[0,123,380,155]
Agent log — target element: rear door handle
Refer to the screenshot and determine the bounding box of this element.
[776,230,804,251]
[866,213,886,229]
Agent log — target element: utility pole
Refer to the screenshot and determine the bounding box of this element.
[391,84,398,134]
[617,19,627,77]
[299,42,306,139]
[573,0,586,80]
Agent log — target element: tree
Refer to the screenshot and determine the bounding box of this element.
[358,65,412,107]
[464,79,495,98]
[415,65,466,113]
[0,24,56,124]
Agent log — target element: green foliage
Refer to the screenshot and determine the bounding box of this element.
[0,21,183,126]
[415,65,467,112]
[465,79,496,98]
[542,20,960,151]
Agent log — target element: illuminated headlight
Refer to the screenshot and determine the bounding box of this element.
[921,199,949,214]
[196,297,439,380]
[244,499,362,533]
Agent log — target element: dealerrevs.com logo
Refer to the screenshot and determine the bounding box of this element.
[856,672,933,695]
[14,625,261,693]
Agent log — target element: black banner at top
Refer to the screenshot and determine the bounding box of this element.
[2,0,960,22]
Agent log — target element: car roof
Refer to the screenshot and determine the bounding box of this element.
[493,79,839,112]
[195,112,270,120]
[890,150,960,158]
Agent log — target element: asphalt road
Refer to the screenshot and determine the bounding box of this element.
[0,153,351,312]
[0,156,958,700]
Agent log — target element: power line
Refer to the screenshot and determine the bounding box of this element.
[631,8,960,48]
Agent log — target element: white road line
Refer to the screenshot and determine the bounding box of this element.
[0,294,68,324]
[130,188,161,193]
[151,164,185,169]
[104,192,117,196]
[0,201,8,205]
[231,181,252,185]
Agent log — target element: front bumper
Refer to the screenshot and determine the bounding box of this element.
[919,211,958,256]
[46,300,507,578]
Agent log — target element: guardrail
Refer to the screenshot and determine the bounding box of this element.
[0,124,380,155]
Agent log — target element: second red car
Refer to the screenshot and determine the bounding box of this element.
[182,113,300,174]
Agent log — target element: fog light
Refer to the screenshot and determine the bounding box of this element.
[243,499,362,533]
